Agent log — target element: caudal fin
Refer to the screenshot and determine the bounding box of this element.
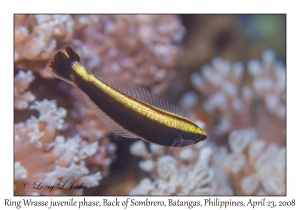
[48,40,85,84]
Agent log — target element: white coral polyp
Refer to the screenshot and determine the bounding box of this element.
[130,140,149,157]
[130,178,154,195]
[225,153,247,174]
[78,141,99,160]
[26,117,45,147]
[157,155,177,180]
[263,177,285,195]
[179,148,195,161]
[52,135,81,164]
[241,174,259,195]
[14,70,36,109]
[15,70,35,92]
[229,128,256,154]
[15,162,27,180]
[130,144,214,195]
[248,139,266,162]
[79,172,102,186]
[44,162,89,186]
[247,59,263,77]
[29,99,67,132]
[139,160,154,172]
[149,144,165,155]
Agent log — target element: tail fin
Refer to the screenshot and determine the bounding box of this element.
[48,40,85,84]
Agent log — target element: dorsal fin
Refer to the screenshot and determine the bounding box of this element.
[93,72,184,116]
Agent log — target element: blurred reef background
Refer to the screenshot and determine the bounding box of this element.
[14,14,286,196]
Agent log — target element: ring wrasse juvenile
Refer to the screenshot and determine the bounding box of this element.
[48,41,207,150]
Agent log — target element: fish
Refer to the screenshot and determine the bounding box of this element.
[48,41,207,150]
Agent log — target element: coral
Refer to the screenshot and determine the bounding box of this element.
[247,50,286,145]
[14,15,184,182]
[129,140,214,195]
[15,15,184,195]
[14,14,184,93]
[173,49,286,196]
[130,49,285,196]
[14,70,117,195]
[77,15,185,94]
[14,15,75,75]
[190,50,285,146]
[130,127,285,196]
[14,70,36,109]
[191,57,250,136]
[14,99,102,195]
[220,128,286,195]
[15,162,27,180]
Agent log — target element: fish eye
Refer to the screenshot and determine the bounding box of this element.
[196,133,202,140]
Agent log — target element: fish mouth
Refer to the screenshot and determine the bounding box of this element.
[201,133,207,141]
[195,130,207,143]
[200,130,207,141]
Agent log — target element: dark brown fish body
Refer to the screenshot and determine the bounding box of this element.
[49,41,207,148]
